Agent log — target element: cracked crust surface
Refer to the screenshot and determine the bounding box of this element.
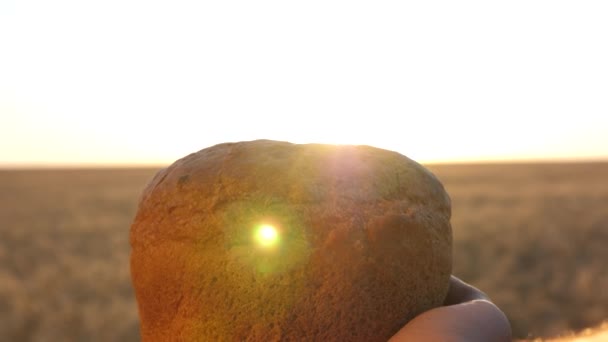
[130,140,452,341]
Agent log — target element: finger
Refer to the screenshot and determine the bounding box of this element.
[443,275,489,306]
[389,299,512,342]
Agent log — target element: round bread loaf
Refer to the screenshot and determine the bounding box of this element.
[130,140,452,341]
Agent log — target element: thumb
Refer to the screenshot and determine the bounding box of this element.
[389,277,511,342]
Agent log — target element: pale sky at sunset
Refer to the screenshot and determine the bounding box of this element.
[1,1,607,167]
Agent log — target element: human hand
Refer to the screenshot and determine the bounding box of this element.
[389,276,512,342]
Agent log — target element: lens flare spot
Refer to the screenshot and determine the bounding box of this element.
[255,224,279,247]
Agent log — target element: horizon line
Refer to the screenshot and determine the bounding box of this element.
[1,156,608,170]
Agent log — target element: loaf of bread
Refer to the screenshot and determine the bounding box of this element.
[130,140,452,341]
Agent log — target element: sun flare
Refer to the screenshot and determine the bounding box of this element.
[255,224,279,248]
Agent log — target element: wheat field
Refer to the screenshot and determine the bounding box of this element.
[0,163,606,341]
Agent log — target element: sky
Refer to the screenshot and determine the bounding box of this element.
[1,0,607,166]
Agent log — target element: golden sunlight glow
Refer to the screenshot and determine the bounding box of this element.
[255,224,279,248]
[1,1,607,166]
